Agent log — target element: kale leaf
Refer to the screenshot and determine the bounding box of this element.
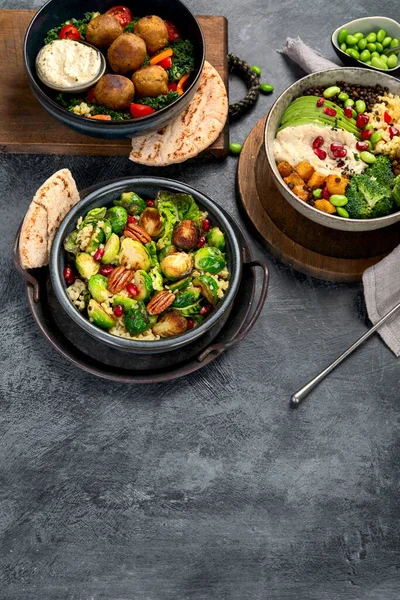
[167,39,195,82]
[137,91,179,110]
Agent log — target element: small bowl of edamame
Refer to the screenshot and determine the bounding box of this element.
[332,16,400,73]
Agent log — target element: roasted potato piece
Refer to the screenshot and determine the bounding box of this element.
[107,33,147,75]
[307,171,326,190]
[86,14,123,48]
[134,16,169,55]
[132,65,168,98]
[277,161,293,178]
[314,199,336,214]
[295,161,315,182]
[284,172,304,188]
[292,185,309,202]
[325,174,349,196]
[94,74,135,110]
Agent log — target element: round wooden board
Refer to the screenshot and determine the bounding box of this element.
[237,115,400,282]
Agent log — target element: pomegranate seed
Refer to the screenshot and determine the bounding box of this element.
[361,129,373,141]
[126,283,139,297]
[356,141,370,152]
[63,266,75,285]
[384,111,392,124]
[344,107,353,119]
[330,142,344,152]
[314,148,327,160]
[146,199,155,207]
[316,97,325,107]
[187,318,195,329]
[202,219,210,232]
[93,248,105,262]
[323,107,336,117]
[356,114,369,129]
[99,264,114,276]
[312,136,324,149]
[333,148,347,158]
[389,126,399,139]
[113,305,124,318]
[197,235,206,248]
[127,215,137,224]
[321,187,330,200]
[199,305,212,317]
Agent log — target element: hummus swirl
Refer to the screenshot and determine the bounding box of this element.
[36,39,101,88]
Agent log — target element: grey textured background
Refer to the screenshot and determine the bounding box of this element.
[1,0,400,598]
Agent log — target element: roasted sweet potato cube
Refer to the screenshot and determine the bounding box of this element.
[284,172,304,188]
[292,185,309,202]
[307,171,326,190]
[325,174,349,196]
[295,161,315,182]
[277,161,294,178]
[314,199,336,214]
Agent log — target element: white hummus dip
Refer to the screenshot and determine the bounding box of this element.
[273,124,367,177]
[36,39,101,88]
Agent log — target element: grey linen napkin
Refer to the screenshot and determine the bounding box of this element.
[281,37,400,356]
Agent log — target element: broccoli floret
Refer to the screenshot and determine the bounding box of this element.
[392,176,400,208]
[346,174,393,219]
[365,155,395,188]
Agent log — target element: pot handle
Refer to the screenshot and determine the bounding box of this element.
[12,225,41,303]
[198,258,270,362]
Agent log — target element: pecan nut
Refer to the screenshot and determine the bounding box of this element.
[146,290,176,315]
[123,222,152,244]
[107,266,134,294]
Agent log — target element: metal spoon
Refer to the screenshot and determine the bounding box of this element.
[291,299,400,407]
[384,45,400,54]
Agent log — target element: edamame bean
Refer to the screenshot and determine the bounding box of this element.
[367,42,376,52]
[371,56,388,70]
[323,86,341,98]
[370,51,380,59]
[366,32,377,43]
[390,38,399,55]
[375,42,383,52]
[312,188,323,199]
[344,98,355,108]
[360,49,371,62]
[251,65,261,76]
[337,207,349,218]
[340,43,347,52]
[346,34,358,46]
[358,38,367,50]
[260,83,274,93]
[365,60,372,66]
[347,48,360,59]
[330,195,349,207]
[388,54,398,69]
[354,32,364,41]
[355,100,366,114]
[370,132,383,144]
[338,92,349,101]
[382,36,392,47]
[338,28,348,45]
[229,142,242,155]
[351,109,357,119]
[380,54,388,65]
[360,151,376,164]
[364,124,374,131]
[377,29,386,43]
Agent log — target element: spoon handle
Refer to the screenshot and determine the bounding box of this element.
[291,299,400,407]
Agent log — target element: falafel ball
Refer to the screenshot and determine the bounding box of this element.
[107,33,147,75]
[134,15,169,55]
[86,14,123,48]
[94,74,135,111]
[132,65,168,98]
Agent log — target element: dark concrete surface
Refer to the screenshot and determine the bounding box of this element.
[1,0,400,598]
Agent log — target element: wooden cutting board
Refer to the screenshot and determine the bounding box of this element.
[0,10,228,157]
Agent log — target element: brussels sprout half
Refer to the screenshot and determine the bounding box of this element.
[102,233,120,264]
[101,219,113,241]
[79,207,107,229]
[193,275,219,305]
[114,192,147,216]
[105,206,128,235]
[124,302,156,336]
[152,310,188,338]
[87,299,116,329]
[64,230,80,255]
[168,277,192,292]
[206,227,226,251]
[172,220,199,250]
[134,270,153,302]
[149,266,164,292]
[75,253,100,280]
[172,286,201,309]
[119,238,151,271]
[139,208,164,238]
[112,296,138,312]
[194,247,226,275]
[160,252,193,280]
[88,274,109,303]
[86,224,105,254]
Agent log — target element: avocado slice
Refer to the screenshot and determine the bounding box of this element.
[87,299,116,329]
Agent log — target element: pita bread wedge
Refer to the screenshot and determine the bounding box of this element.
[19,169,80,269]
[130,61,228,166]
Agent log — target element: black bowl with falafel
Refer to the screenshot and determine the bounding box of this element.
[24,0,205,139]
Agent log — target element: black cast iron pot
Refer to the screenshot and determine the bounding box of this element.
[50,177,247,365]
[23,0,205,139]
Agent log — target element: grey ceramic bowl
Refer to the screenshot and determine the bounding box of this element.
[50,177,242,354]
[264,67,400,232]
[332,16,400,74]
